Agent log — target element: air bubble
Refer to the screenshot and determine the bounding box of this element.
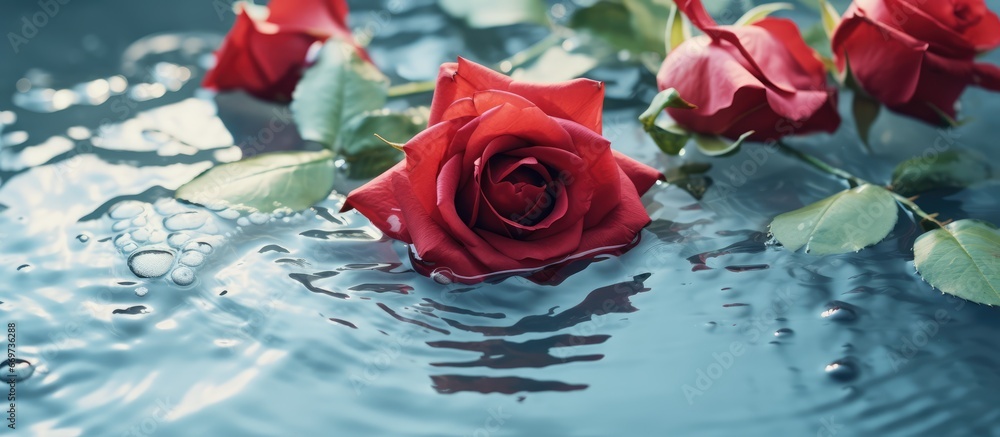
[127,249,175,278]
[1,359,34,382]
[76,234,90,243]
[171,266,195,286]
[112,220,131,232]
[132,229,150,242]
[164,211,208,231]
[184,241,213,254]
[109,201,144,219]
[167,232,190,248]
[215,209,240,220]
[248,212,269,225]
[179,251,205,267]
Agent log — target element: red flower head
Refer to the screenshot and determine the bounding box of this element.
[203,0,369,102]
[657,0,841,141]
[342,59,663,284]
[832,0,1000,124]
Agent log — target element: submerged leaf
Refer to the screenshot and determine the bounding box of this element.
[175,150,335,213]
[770,184,899,255]
[291,40,389,147]
[914,220,1000,306]
[891,150,993,196]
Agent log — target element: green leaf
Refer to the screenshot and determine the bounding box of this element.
[570,0,674,56]
[852,91,881,148]
[891,150,993,196]
[734,2,794,26]
[819,0,841,38]
[510,46,599,83]
[291,40,389,148]
[639,88,694,155]
[801,23,835,65]
[693,131,753,157]
[914,219,1000,306]
[666,3,690,54]
[623,0,674,55]
[175,150,336,213]
[336,108,429,179]
[647,125,691,155]
[639,88,695,128]
[770,184,899,255]
[439,0,548,28]
[570,1,649,54]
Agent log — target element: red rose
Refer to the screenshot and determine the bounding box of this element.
[341,59,663,284]
[832,0,1000,124]
[657,0,840,141]
[203,0,368,102]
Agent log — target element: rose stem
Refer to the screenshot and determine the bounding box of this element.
[386,33,566,98]
[774,141,946,228]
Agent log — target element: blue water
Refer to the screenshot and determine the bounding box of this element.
[3,0,1000,436]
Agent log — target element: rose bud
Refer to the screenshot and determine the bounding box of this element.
[341,58,663,284]
[657,0,841,141]
[832,0,1000,125]
[203,0,369,103]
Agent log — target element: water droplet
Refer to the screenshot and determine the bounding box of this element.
[127,249,175,278]
[774,328,794,338]
[179,251,205,267]
[131,216,148,227]
[121,242,139,253]
[167,232,190,248]
[249,212,269,225]
[825,358,859,382]
[171,266,195,286]
[135,287,148,297]
[184,241,213,254]
[109,201,144,219]
[76,234,90,243]
[215,208,240,220]
[148,230,166,244]
[16,264,32,272]
[2,359,34,382]
[131,229,150,242]
[163,211,208,231]
[430,268,453,285]
[112,220,131,232]
[822,301,858,323]
[236,217,250,227]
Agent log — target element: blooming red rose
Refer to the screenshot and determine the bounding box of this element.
[832,0,1000,124]
[657,0,840,141]
[203,0,369,103]
[341,58,663,284]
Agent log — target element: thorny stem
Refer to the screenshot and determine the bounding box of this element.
[386,33,565,98]
[774,141,947,229]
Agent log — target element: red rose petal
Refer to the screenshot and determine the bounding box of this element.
[833,15,928,107]
[340,161,411,242]
[611,150,662,196]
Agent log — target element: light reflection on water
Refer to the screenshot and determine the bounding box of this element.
[2,0,1000,436]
